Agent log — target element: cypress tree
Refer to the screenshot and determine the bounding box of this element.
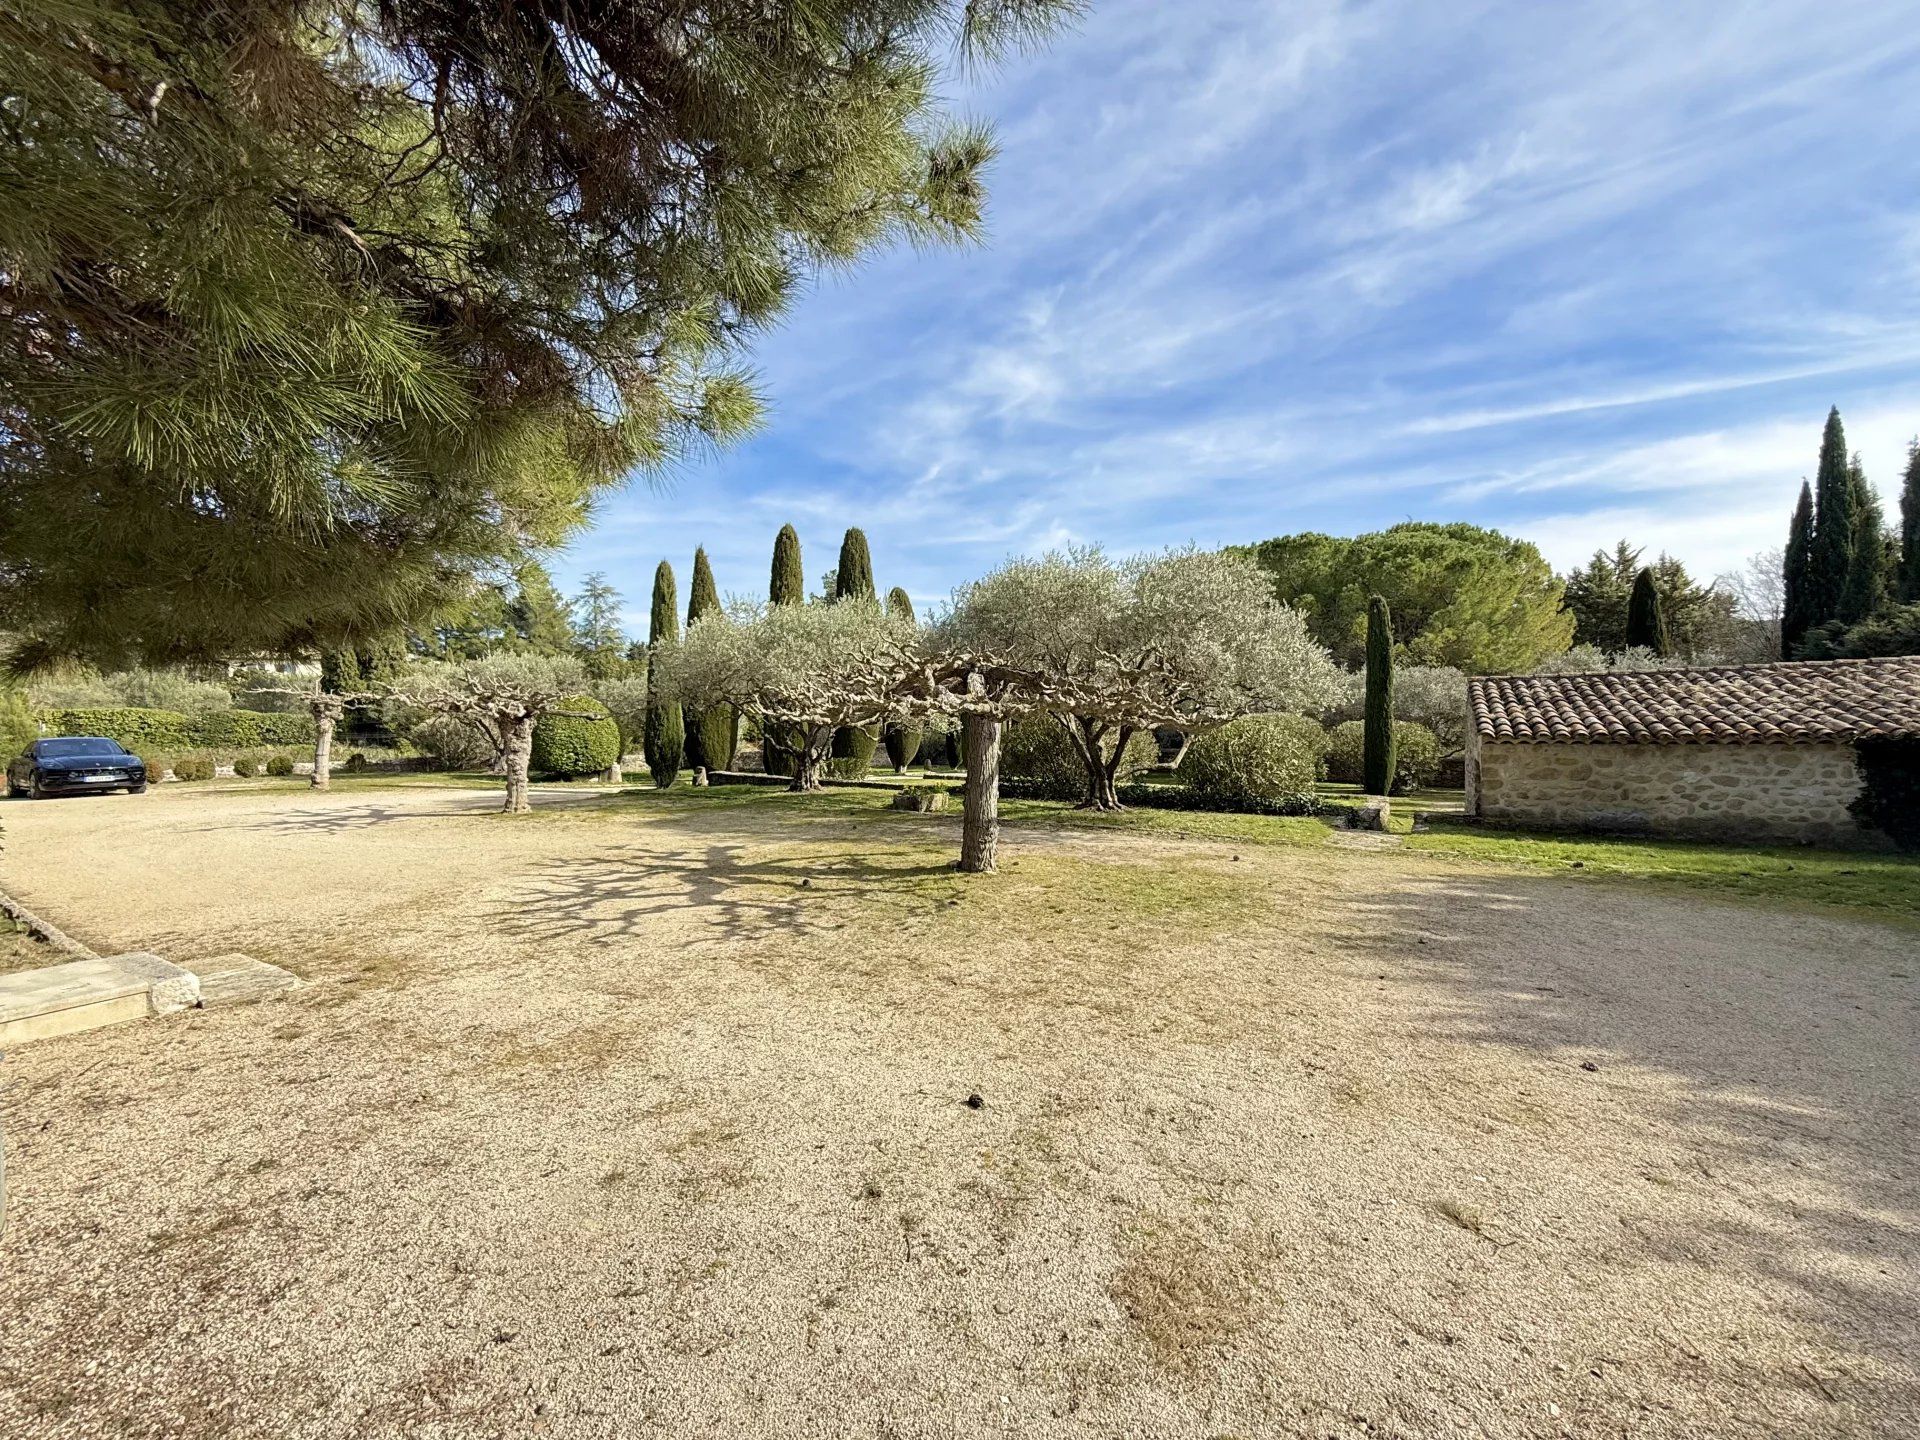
[643,561,684,788]
[771,524,805,607]
[683,547,738,774]
[1783,481,1817,656]
[881,587,924,772]
[1900,441,1920,605]
[762,526,805,776]
[834,528,876,602]
[1361,595,1396,797]
[830,527,880,772]
[1625,567,1671,655]
[1807,407,1855,627]
[1838,455,1889,625]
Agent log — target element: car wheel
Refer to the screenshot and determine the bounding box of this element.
[28,774,48,799]
[129,783,148,795]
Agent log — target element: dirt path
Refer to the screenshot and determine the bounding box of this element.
[1,783,1915,1439]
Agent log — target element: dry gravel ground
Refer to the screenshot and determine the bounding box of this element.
[0,781,1916,1440]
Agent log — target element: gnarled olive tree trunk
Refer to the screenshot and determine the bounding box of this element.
[1062,714,1133,812]
[959,712,1002,873]
[788,725,831,793]
[502,713,535,813]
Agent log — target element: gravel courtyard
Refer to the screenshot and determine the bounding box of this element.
[1,782,1915,1439]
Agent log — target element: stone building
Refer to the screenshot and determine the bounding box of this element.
[1465,656,1920,843]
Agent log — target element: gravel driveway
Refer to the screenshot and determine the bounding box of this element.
[1,782,1915,1439]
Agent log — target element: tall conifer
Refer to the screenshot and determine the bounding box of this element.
[1361,596,1396,797]
[761,526,806,776]
[1625,568,1671,656]
[830,528,880,772]
[771,525,805,608]
[683,548,738,773]
[881,587,924,772]
[643,562,684,787]
[1838,455,1889,625]
[1807,407,1855,627]
[1783,481,1817,655]
[1900,441,1920,606]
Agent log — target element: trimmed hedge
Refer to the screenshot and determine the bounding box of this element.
[1177,714,1324,810]
[822,754,872,781]
[531,696,621,777]
[1117,782,1322,816]
[998,774,1322,816]
[266,754,296,777]
[236,710,315,746]
[42,706,314,751]
[44,706,190,750]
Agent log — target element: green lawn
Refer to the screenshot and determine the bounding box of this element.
[212,768,1920,923]
[1408,818,1920,923]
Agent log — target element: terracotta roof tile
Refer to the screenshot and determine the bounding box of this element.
[1468,656,1920,746]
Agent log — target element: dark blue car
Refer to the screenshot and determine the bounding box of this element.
[6,737,148,798]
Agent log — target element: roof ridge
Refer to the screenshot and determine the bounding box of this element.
[1472,654,1920,684]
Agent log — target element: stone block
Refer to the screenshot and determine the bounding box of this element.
[190,953,303,1007]
[0,952,200,1047]
[1350,798,1390,831]
[104,952,202,1016]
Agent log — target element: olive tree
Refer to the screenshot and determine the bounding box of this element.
[943,547,1341,810]
[889,654,1057,873]
[656,600,908,793]
[403,655,591,813]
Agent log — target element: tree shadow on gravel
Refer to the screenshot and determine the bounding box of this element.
[197,802,501,835]
[1321,868,1920,1423]
[490,841,960,950]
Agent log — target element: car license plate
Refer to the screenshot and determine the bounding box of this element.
[82,773,117,783]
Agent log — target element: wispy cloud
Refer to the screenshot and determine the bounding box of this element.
[555,0,1920,619]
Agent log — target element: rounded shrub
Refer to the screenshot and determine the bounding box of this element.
[173,755,216,782]
[821,754,871,782]
[1178,714,1324,809]
[1001,714,1156,801]
[231,756,258,778]
[1327,718,1439,794]
[343,751,369,773]
[530,696,621,777]
[265,754,296,777]
[1391,722,1441,791]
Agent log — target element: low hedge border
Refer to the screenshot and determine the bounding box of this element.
[1001,775,1325,817]
[41,706,316,751]
[1114,782,1322,817]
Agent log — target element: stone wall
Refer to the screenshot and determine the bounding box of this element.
[1465,733,1866,843]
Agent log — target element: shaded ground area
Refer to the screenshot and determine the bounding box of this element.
[0,783,1915,1439]
[0,921,57,976]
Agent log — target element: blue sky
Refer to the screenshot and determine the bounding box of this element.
[554,0,1920,631]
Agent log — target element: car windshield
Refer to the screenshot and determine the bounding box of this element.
[37,738,127,759]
